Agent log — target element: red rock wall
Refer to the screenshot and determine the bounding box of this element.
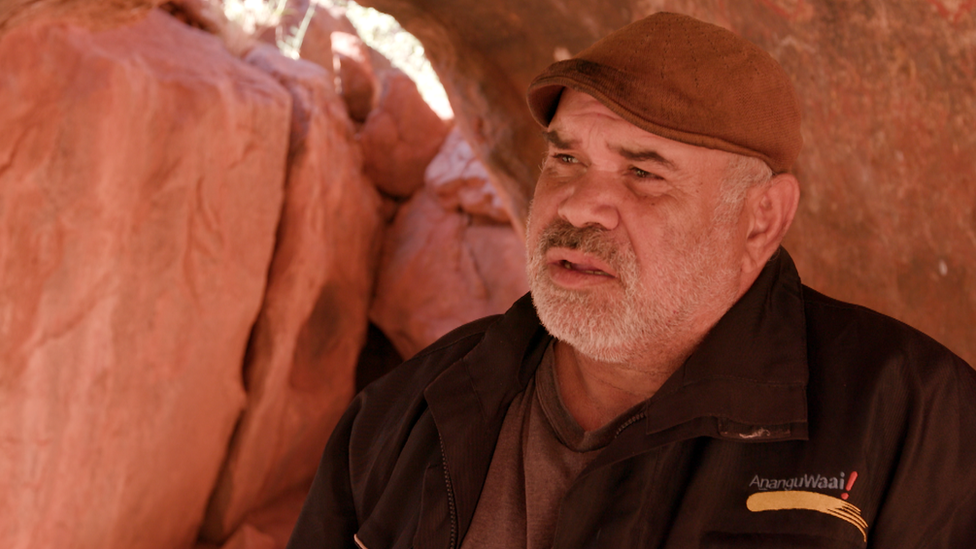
[0,0,160,34]
[0,4,529,548]
[360,0,976,367]
[199,44,384,544]
[0,10,289,549]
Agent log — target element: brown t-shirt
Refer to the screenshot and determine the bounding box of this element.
[460,343,639,549]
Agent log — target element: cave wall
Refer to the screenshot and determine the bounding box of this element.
[359,0,976,366]
[0,3,527,547]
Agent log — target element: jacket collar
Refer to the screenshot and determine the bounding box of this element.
[637,248,809,441]
[429,248,810,442]
[425,247,810,456]
[443,248,809,438]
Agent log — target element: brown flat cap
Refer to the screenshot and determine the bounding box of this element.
[527,12,802,173]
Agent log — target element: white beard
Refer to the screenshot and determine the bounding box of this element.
[526,213,741,365]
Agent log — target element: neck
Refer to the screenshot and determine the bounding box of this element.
[552,293,744,431]
[553,339,694,431]
[551,268,757,432]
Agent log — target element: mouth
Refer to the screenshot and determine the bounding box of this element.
[556,259,613,277]
[544,248,619,288]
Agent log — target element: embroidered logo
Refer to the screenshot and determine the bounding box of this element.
[746,471,867,542]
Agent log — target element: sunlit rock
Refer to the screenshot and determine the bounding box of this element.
[359,69,451,198]
[0,10,288,549]
[201,44,383,543]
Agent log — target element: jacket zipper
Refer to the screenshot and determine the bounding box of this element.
[615,412,646,437]
[438,432,458,549]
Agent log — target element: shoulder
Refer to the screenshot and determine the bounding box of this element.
[799,287,976,545]
[361,314,501,399]
[360,292,542,402]
[350,313,503,428]
[802,285,973,375]
[349,292,540,433]
[801,284,976,435]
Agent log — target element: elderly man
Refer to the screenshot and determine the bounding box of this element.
[288,12,976,549]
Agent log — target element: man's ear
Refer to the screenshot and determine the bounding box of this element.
[741,173,800,275]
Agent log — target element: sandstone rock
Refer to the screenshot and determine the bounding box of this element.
[251,0,356,75]
[0,9,289,549]
[260,3,379,121]
[332,31,379,122]
[290,4,338,73]
[200,44,383,543]
[217,525,276,549]
[426,128,510,223]
[359,69,452,198]
[158,0,261,58]
[1,0,159,36]
[218,485,308,549]
[632,0,976,368]
[367,42,394,74]
[158,0,222,33]
[370,186,528,359]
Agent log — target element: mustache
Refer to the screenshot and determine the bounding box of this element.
[536,219,627,266]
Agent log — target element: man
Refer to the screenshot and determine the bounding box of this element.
[288,12,976,548]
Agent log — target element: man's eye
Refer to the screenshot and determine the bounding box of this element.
[631,167,659,179]
[553,154,578,164]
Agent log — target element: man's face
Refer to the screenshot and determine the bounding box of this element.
[526,90,750,364]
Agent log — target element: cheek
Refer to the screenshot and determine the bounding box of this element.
[619,203,678,246]
[532,173,565,203]
[622,208,708,272]
[527,182,562,228]
[525,203,552,252]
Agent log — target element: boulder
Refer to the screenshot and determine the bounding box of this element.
[332,31,380,122]
[215,525,275,549]
[0,9,289,549]
[157,0,222,33]
[370,170,528,359]
[426,128,511,223]
[288,3,340,73]
[216,485,308,549]
[252,1,381,121]
[252,0,358,75]
[1,0,159,36]
[200,45,383,543]
[359,69,452,198]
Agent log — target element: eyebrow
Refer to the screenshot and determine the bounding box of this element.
[542,130,575,149]
[614,146,677,171]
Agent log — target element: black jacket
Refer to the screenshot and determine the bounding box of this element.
[287,250,976,548]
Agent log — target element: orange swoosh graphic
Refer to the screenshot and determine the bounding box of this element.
[746,490,868,542]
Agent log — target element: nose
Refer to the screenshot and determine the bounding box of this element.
[556,170,621,231]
